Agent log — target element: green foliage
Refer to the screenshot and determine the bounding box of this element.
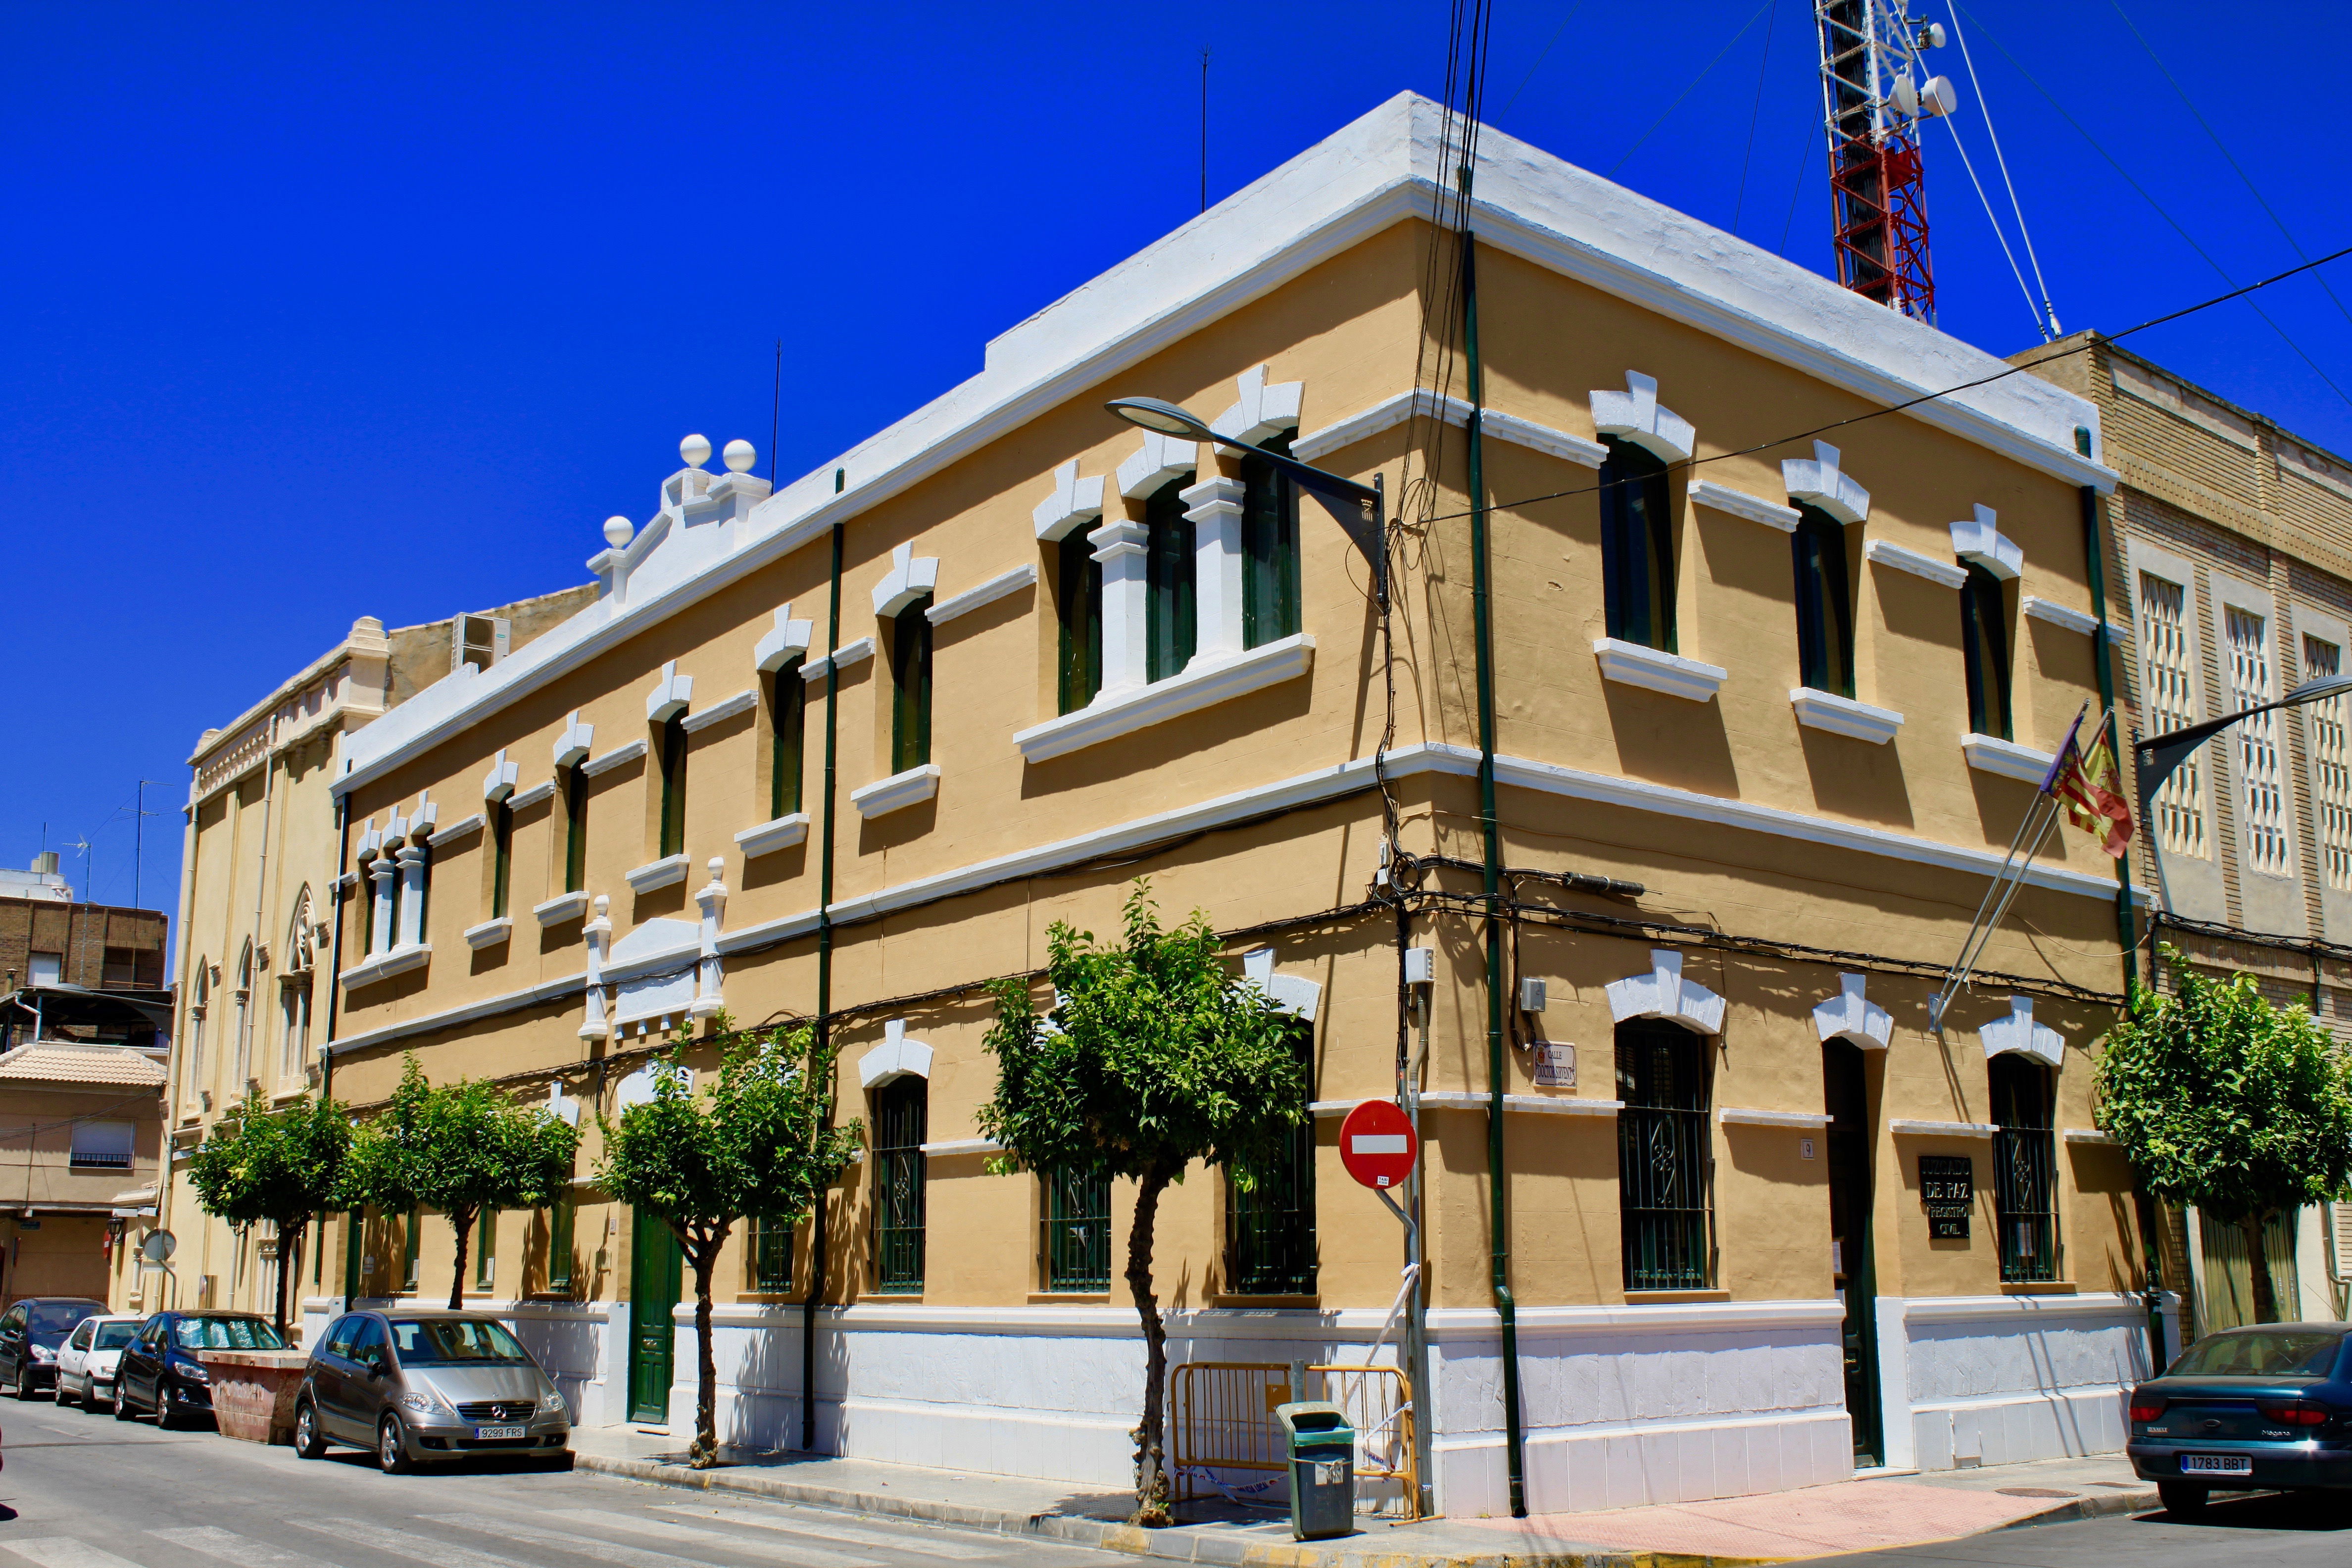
[2097,948,2352,1223]
[348,1056,582,1221]
[593,1026,861,1243]
[186,1090,353,1334]
[978,885,1306,1186]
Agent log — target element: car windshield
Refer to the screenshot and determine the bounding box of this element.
[93,1322,139,1350]
[390,1318,532,1366]
[28,1303,100,1340]
[173,1317,287,1351]
[2172,1330,2345,1378]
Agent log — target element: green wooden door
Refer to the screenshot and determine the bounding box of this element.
[627,1207,682,1424]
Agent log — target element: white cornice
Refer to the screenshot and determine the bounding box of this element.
[1689,480,1798,533]
[680,688,757,733]
[581,739,646,778]
[928,563,1037,626]
[1865,539,1967,589]
[2023,596,2100,636]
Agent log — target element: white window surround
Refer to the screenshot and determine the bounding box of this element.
[919,1137,1005,1158]
[1949,505,2021,580]
[1980,994,2065,1067]
[340,944,429,992]
[1241,947,1321,1021]
[734,813,810,858]
[625,853,691,894]
[1032,459,1106,542]
[2022,596,2099,635]
[482,749,519,803]
[859,1019,932,1088]
[1605,948,1725,1034]
[1013,633,1315,764]
[1688,480,1798,532]
[1416,1090,1626,1115]
[1183,475,1251,662]
[851,763,941,818]
[928,562,1036,626]
[426,813,484,849]
[801,637,875,682]
[1591,371,1695,463]
[1718,1107,1833,1129]
[1863,539,1966,589]
[554,712,593,769]
[1890,1119,2000,1138]
[1116,430,1198,498]
[1593,639,1727,702]
[1781,441,1870,524]
[534,890,591,927]
[1812,972,1892,1049]
[582,739,647,778]
[2062,1128,2120,1146]
[462,917,512,951]
[1791,688,1904,744]
[509,780,557,810]
[754,604,814,672]
[1211,364,1305,444]
[680,688,756,733]
[1291,388,1603,468]
[1963,734,2056,784]
[646,660,693,723]
[873,541,941,617]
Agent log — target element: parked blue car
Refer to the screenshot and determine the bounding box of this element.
[2128,1323,2352,1515]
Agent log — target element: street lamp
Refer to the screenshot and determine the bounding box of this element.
[1106,396,1387,601]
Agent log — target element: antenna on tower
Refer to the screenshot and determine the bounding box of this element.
[1814,1,1955,322]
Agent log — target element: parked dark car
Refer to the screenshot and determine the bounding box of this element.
[294,1310,570,1474]
[0,1297,104,1398]
[112,1311,285,1429]
[2128,1323,2352,1514]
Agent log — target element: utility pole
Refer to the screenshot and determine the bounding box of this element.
[1813,0,1954,321]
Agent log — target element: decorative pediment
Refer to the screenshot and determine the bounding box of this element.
[872,541,941,618]
[1211,364,1304,445]
[546,1080,581,1127]
[1032,459,1107,542]
[1116,430,1197,499]
[859,1018,933,1088]
[1950,505,2022,580]
[1605,948,1725,1035]
[645,660,693,723]
[613,1062,687,1113]
[1591,371,1695,463]
[482,749,518,803]
[608,916,699,967]
[1241,947,1322,1022]
[1979,994,2064,1067]
[1812,973,1892,1050]
[754,605,815,673]
[554,711,594,769]
[1782,441,1870,525]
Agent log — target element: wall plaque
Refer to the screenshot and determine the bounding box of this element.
[1531,1041,1576,1087]
[1919,1154,1973,1239]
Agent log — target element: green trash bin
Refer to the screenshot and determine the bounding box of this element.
[1275,1400,1357,1541]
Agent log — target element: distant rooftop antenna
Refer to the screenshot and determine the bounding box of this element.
[1813,0,1954,323]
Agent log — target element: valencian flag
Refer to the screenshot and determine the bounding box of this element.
[2041,712,2135,858]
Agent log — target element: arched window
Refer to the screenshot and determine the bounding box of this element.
[1959,563,2011,739]
[1144,474,1196,682]
[889,595,934,774]
[656,712,688,858]
[1989,1053,2058,1282]
[1790,505,1855,697]
[562,763,589,894]
[490,799,515,920]
[1226,1020,1317,1296]
[1056,531,1104,715]
[872,1076,928,1292]
[280,894,315,1081]
[767,659,806,818]
[232,942,254,1086]
[1616,1018,1713,1291]
[1240,432,1301,647]
[1598,437,1675,651]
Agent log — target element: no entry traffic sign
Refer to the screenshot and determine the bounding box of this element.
[1339,1099,1418,1190]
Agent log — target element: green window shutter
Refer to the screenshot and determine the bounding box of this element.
[1057,531,1104,714]
[771,662,805,819]
[891,598,934,774]
[1144,476,1197,682]
[1242,433,1301,649]
[402,1204,422,1293]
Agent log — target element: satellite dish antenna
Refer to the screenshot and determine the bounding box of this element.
[1919,77,1959,118]
[141,1228,177,1263]
[1889,77,1920,119]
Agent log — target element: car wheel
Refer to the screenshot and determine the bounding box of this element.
[85,1383,109,1416]
[377,1415,414,1475]
[2158,1481,2209,1518]
[113,1379,136,1421]
[11,1367,34,1401]
[294,1401,328,1460]
[153,1379,183,1431]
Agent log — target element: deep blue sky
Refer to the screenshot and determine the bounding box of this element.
[5,1,2347,923]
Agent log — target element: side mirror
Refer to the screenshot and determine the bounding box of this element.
[367,1354,390,1378]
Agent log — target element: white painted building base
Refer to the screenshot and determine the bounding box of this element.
[295,1289,2171,1513]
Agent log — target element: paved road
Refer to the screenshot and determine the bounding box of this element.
[1802,1490,2352,1566]
[0,1389,1134,1568]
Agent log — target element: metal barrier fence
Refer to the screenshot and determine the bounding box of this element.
[1167,1360,1420,1520]
[1311,1364,1420,1520]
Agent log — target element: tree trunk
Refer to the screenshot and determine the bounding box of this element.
[688,1224,726,1469]
[447,1205,474,1312]
[1125,1162,1176,1528]
[273,1214,298,1343]
[2243,1210,2279,1324]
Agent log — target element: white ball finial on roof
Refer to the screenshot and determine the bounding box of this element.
[604,515,635,548]
[723,439,756,474]
[680,434,712,469]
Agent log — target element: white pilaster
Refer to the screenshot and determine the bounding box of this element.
[1183,475,1247,660]
[691,859,728,1019]
[580,894,611,1042]
[368,855,397,957]
[394,844,428,949]
[1093,519,1151,695]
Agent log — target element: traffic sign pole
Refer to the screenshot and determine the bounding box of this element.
[1339,1092,1435,1517]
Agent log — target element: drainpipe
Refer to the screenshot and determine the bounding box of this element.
[802,506,846,1455]
[1461,228,1528,1519]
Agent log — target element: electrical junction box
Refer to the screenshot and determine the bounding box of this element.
[1518,977,1547,1012]
[1404,946,1436,986]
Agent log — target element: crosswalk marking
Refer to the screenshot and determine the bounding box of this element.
[152,1525,350,1568]
[425,1512,874,1568]
[650,1505,1004,1561]
[0,1543,144,1568]
[290,1518,538,1568]
[536,1509,887,1566]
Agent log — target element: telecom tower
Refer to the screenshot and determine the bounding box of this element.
[1814,0,1955,323]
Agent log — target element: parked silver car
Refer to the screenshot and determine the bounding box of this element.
[292,1311,571,1473]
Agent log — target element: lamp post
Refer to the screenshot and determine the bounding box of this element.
[1105,396,1386,604]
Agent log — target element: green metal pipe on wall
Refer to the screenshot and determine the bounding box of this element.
[802,506,846,1455]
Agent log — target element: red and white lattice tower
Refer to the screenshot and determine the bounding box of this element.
[1815,0,1954,324]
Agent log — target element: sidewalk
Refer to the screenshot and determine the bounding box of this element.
[570,1426,2166,1567]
